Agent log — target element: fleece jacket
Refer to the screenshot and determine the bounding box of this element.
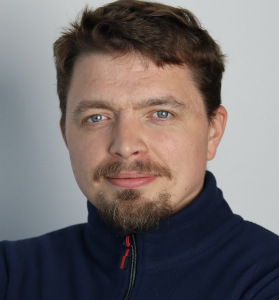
[1,172,279,299]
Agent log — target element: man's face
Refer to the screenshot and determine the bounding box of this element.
[62,53,226,232]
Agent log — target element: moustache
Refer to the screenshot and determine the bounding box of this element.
[93,160,172,181]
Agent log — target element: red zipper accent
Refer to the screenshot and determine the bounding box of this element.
[120,235,131,269]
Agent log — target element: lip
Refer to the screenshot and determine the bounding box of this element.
[106,173,158,189]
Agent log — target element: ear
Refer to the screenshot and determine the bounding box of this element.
[207,105,227,161]
[60,119,68,148]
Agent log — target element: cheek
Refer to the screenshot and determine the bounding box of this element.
[149,126,209,180]
[151,127,208,160]
[67,134,108,176]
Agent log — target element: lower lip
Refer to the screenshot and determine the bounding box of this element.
[106,176,157,189]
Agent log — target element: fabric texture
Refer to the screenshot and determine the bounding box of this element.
[1,172,279,299]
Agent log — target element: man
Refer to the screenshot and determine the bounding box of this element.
[1,0,279,299]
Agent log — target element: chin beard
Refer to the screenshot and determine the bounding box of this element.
[94,189,173,233]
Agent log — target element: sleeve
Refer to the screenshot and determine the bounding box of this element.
[253,277,279,300]
[0,242,8,299]
[243,267,279,300]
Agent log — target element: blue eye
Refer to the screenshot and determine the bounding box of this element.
[88,114,107,122]
[153,111,171,118]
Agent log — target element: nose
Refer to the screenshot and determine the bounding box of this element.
[109,118,148,160]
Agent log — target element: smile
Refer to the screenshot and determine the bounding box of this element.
[106,173,158,189]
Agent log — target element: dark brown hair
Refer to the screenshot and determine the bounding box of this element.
[53,0,225,125]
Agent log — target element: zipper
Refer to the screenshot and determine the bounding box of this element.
[120,234,137,300]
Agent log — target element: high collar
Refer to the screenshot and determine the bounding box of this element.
[85,171,240,270]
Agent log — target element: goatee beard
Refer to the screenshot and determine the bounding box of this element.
[94,189,173,233]
[92,159,173,233]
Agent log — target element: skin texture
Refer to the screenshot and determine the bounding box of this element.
[61,53,227,230]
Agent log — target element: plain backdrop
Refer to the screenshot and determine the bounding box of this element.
[0,0,279,240]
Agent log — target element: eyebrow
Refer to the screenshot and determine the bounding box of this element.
[72,100,114,120]
[133,96,187,110]
[72,95,187,119]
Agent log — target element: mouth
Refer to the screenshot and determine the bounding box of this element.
[106,173,158,189]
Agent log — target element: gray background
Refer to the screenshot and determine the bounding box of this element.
[1,0,279,240]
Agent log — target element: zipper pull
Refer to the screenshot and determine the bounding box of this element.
[120,235,131,270]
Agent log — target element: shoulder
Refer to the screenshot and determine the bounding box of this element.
[0,223,87,268]
[238,219,279,253]
[0,223,87,299]
[1,222,86,248]
[227,217,279,268]
[233,219,279,299]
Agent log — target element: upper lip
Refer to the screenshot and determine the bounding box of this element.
[106,173,157,179]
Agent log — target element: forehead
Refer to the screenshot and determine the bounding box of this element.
[67,52,204,112]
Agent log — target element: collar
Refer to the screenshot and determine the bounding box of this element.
[84,171,241,270]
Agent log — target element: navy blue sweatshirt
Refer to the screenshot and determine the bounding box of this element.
[1,172,279,299]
